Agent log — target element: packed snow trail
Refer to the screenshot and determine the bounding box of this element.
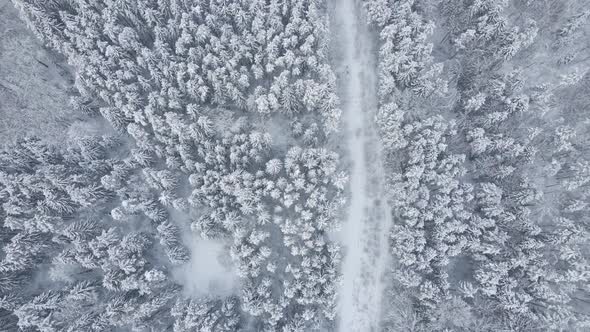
[331,0,392,331]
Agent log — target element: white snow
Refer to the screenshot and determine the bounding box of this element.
[331,0,392,331]
[0,2,76,143]
[173,236,238,298]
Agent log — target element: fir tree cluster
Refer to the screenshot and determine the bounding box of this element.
[366,0,590,330]
[2,0,344,331]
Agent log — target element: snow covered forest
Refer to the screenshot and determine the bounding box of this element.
[0,0,589,331]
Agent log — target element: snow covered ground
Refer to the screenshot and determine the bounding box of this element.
[331,0,392,331]
[174,236,238,298]
[0,2,78,143]
[170,209,239,298]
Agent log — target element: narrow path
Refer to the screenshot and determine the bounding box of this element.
[330,0,392,331]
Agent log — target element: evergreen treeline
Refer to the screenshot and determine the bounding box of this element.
[3,0,344,331]
[365,0,590,330]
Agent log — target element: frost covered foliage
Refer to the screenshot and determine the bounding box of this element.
[384,117,473,309]
[12,0,340,144]
[8,0,344,331]
[368,0,590,330]
[0,137,195,331]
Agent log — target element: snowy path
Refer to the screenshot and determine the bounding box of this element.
[331,0,392,331]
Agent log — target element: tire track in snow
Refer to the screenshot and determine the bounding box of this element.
[330,0,392,331]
